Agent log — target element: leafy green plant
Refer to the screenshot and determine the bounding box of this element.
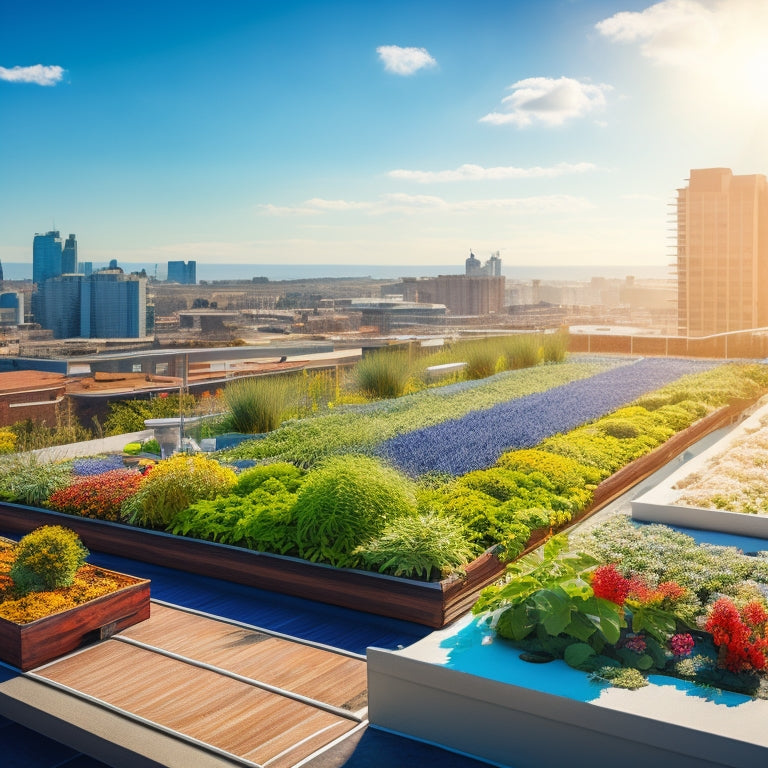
[234,461,305,496]
[223,375,293,434]
[142,438,161,455]
[10,526,89,594]
[473,536,625,650]
[354,511,477,580]
[123,442,142,455]
[124,454,237,528]
[293,455,417,567]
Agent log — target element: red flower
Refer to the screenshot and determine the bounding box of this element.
[591,564,630,605]
[705,597,768,673]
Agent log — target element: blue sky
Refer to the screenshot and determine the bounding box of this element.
[2,0,767,270]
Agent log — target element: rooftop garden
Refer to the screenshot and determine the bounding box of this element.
[0,347,764,586]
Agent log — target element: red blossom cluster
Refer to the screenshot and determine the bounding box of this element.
[590,564,686,608]
[705,597,768,673]
[47,470,143,522]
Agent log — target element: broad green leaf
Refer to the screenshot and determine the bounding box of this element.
[532,589,572,637]
[565,612,598,642]
[564,642,596,669]
[579,596,624,645]
[495,603,537,641]
[559,576,593,600]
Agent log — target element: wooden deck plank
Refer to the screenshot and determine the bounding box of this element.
[117,604,368,711]
[36,641,356,765]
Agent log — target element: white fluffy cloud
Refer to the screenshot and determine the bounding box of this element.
[377,45,437,75]
[0,64,64,86]
[259,193,591,216]
[387,162,597,183]
[480,77,611,127]
[596,0,768,70]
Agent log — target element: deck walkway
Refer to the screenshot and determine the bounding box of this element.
[19,602,367,768]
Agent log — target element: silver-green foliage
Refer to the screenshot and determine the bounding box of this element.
[354,511,478,580]
[0,456,72,507]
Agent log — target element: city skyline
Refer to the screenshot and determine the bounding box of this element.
[2,0,767,269]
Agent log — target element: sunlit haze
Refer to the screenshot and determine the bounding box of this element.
[2,0,766,271]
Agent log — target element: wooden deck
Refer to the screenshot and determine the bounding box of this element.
[30,602,368,768]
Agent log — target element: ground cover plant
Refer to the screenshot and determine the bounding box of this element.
[674,410,768,514]
[473,516,768,697]
[376,358,722,476]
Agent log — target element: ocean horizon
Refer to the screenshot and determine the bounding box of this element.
[0,262,672,283]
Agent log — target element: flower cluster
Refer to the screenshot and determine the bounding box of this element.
[705,597,768,673]
[591,564,631,605]
[623,635,647,654]
[47,469,143,522]
[72,455,126,477]
[669,633,695,657]
[376,358,716,476]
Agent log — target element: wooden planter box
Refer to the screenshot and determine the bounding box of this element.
[0,573,150,671]
[0,397,755,630]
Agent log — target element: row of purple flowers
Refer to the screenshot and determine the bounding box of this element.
[376,358,717,476]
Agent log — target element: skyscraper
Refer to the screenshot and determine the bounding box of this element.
[167,260,196,284]
[37,270,147,339]
[80,270,147,338]
[677,168,768,337]
[32,231,63,286]
[61,233,78,274]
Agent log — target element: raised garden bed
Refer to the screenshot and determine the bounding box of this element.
[0,569,150,671]
[0,397,755,629]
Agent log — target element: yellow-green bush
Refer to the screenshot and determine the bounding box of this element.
[10,526,88,594]
[124,454,237,528]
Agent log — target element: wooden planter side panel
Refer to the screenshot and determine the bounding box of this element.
[0,578,150,671]
[0,397,755,629]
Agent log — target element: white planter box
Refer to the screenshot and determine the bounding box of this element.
[368,615,768,768]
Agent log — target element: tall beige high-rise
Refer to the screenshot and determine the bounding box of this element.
[677,168,768,336]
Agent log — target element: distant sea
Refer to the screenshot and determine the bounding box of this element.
[0,262,671,283]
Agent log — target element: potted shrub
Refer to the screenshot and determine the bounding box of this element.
[0,525,150,670]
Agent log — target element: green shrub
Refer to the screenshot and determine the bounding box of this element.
[142,438,161,455]
[123,442,142,455]
[354,511,477,580]
[223,375,293,434]
[293,455,416,567]
[124,454,237,528]
[0,457,72,507]
[428,485,541,561]
[104,393,197,435]
[234,462,305,496]
[355,348,413,399]
[497,449,602,492]
[10,526,89,594]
